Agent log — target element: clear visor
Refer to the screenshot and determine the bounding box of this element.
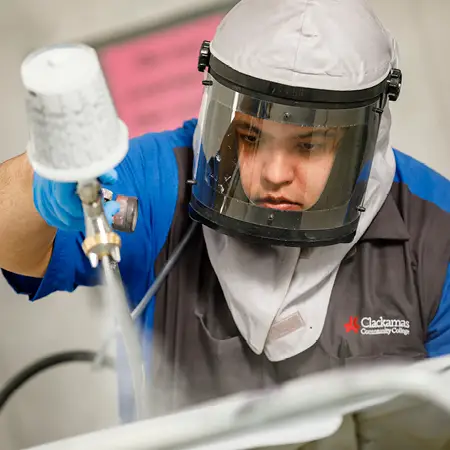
[193,74,382,233]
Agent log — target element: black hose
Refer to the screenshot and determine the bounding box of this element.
[0,350,115,413]
[131,221,198,321]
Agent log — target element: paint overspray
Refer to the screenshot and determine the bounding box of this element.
[99,256,192,420]
[100,255,150,419]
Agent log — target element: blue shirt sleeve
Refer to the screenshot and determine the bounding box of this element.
[2,119,197,305]
[426,263,450,356]
[2,230,97,300]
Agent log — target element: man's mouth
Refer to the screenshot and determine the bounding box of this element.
[255,196,303,211]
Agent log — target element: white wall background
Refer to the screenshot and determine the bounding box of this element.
[0,0,448,449]
[375,0,450,178]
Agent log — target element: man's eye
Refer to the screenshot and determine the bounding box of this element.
[298,142,324,152]
[241,134,259,144]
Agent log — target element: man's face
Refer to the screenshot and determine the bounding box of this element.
[234,112,343,211]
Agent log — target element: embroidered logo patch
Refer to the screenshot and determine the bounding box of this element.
[345,316,410,336]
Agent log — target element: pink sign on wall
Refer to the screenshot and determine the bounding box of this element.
[99,14,223,138]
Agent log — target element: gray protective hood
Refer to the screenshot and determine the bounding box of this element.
[198,0,400,361]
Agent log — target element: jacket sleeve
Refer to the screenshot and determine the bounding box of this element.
[426,264,450,356]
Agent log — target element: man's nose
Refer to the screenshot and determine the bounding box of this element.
[260,149,295,189]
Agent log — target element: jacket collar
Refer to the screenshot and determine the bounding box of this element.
[360,192,410,242]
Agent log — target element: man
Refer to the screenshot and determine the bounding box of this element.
[0,0,449,422]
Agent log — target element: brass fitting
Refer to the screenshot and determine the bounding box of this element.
[77,179,122,268]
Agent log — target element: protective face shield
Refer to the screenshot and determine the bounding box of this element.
[189,1,402,247]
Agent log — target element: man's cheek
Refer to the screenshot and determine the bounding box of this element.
[240,166,252,196]
[309,161,334,205]
[240,160,256,198]
[300,166,323,207]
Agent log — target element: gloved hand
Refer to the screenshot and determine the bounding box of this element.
[33,170,121,232]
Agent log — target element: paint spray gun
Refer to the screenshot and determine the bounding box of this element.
[21,44,149,419]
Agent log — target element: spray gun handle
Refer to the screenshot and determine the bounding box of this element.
[101,188,138,233]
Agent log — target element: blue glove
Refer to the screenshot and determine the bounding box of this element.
[33,170,121,232]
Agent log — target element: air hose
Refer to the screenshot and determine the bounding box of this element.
[0,350,114,413]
